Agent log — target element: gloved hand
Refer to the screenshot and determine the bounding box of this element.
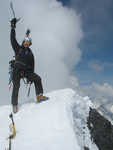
[10,18,17,28]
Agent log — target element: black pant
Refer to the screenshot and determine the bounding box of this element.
[12,69,43,105]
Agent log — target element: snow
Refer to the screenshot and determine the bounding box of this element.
[0,89,98,150]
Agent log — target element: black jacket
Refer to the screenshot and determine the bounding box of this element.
[10,28,34,73]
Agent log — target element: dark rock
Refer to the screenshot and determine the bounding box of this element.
[87,108,113,150]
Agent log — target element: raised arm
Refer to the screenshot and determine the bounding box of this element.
[10,18,20,55]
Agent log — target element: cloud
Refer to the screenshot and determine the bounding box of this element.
[13,0,83,92]
[92,82,113,98]
[76,82,113,107]
[88,60,113,71]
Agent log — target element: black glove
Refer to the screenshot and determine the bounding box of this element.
[10,18,17,28]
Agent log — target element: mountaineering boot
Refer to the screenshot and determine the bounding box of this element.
[12,105,18,113]
[36,94,49,103]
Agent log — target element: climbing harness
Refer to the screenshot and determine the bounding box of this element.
[8,59,32,96]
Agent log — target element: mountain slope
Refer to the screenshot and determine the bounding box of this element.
[0,89,98,150]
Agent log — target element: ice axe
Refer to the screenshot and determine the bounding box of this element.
[10,1,21,23]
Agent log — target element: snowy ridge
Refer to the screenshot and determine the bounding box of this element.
[72,92,98,150]
[0,89,98,150]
